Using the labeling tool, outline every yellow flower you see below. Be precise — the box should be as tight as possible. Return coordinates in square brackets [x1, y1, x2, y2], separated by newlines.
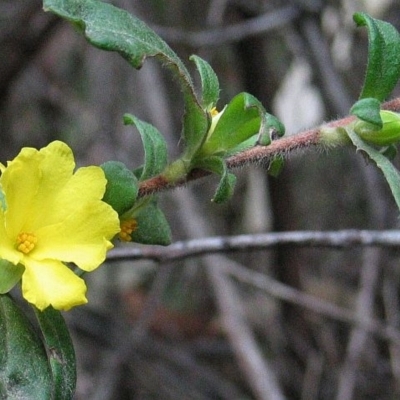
[0, 141, 120, 311]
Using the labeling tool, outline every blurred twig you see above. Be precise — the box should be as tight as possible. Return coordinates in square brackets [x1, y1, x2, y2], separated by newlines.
[108, 229, 400, 263]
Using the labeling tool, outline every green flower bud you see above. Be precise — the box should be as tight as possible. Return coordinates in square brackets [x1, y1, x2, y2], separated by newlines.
[354, 110, 400, 146]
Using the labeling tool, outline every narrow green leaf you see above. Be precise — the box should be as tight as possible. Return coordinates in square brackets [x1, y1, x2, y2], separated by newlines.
[124, 114, 168, 180]
[34, 307, 76, 400]
[195, 156, 236, 203]
[0, 260, 24, 294]
[43, 0, 193, 92]
[0, 295, 53, 399]
[101, 161, 138, 216]
[190, 55, 220, 109]
[350, 98, 382, 127]
[354, 12, 400, 101]
[44, 0, 208, 165]
[346, 128, 400, 210]
[130, 199, 171, 245]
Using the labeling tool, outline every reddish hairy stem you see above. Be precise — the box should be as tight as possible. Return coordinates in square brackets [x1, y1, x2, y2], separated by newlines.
[138, 97, 400, 198]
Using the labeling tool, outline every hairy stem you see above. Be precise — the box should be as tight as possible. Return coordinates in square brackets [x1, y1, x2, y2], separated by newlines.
[138, 97, 400, 198]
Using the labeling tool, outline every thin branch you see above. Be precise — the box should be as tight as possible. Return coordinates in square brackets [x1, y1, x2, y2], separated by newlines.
[107, 229, 400, 263]
[137, 97, 400, 198]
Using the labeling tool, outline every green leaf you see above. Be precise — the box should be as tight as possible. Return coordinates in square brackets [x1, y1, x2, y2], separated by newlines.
[195, 156, 236, 203]
[101, 161, 138, 215]
[34, 307, 76, 400]
[0, 295, 53, 399]
[0, 260, 24, 294]
[199, 92, 281, 156]
[350, 98, 382, 127]
[346, 127, 400, 209]
[190, 55, 220, 109]
[257, 113, 285, 146]
[130, 199, 171, 245]
[181, 100, 210, 162]
[124, 114, 168, 180]
[353, 12, 400, 101]
[43, 0, 193, 91]
[44, 0, 208, 166]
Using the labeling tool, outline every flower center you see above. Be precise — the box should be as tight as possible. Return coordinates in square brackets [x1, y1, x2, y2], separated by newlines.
[16, 232, 37, 254]
[119, 219, 138, 242]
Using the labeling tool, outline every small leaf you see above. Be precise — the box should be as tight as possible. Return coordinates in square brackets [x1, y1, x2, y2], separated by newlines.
[346, 127, 400, 210]
[124, 114, 168, 180]
[34, 307, 76, 400]
[350, 98, 382, 128]
[195, 156, 236, 203]
[101, 161, 138, 215]
[190, 55, 220, 109]
[130, 199, 171, 245]
[0, 295, 53, 399]
[353, 12, 400, 101]
[0, 260, 24, 294]
[257, 114, 286, 146]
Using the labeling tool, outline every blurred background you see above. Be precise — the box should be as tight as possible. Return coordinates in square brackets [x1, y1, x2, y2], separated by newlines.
[2, 0, 400, 399]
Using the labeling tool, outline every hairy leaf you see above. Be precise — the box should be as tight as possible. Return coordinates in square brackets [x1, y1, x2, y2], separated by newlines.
[101, 161, 138, 215]
[0, 295, 53, 399]
[44, 0, 208, 167]
[190, 55, 220, 109]
[34, 307, 76, 400]
[350, 98, 382, 128]
[124, 114, 168, 180]
[354, 12, 400, 101]
[130, 199, 171, 245]
[347, 128, 400, 210]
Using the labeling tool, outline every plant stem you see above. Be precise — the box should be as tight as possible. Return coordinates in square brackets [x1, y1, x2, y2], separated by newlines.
[137, 97, 400, 198]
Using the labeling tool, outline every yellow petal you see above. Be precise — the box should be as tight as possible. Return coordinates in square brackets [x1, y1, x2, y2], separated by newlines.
[1, 141, 76, 237]
[22, 258, 88, 311]
[34, 199, 119, 271]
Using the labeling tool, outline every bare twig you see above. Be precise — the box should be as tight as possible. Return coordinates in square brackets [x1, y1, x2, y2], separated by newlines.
[107, 229, 400, 263]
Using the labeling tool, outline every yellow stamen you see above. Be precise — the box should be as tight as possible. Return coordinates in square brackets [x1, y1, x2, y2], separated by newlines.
[16, 232, 37, 254]
[119, 219, 138, 242]
[210, 107, 219, 117]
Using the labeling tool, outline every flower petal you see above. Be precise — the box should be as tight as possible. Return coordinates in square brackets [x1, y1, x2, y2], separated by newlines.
[22, 258, 88, 311]
[33, 199, 119, 271]
[1, 141, 75, 237]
